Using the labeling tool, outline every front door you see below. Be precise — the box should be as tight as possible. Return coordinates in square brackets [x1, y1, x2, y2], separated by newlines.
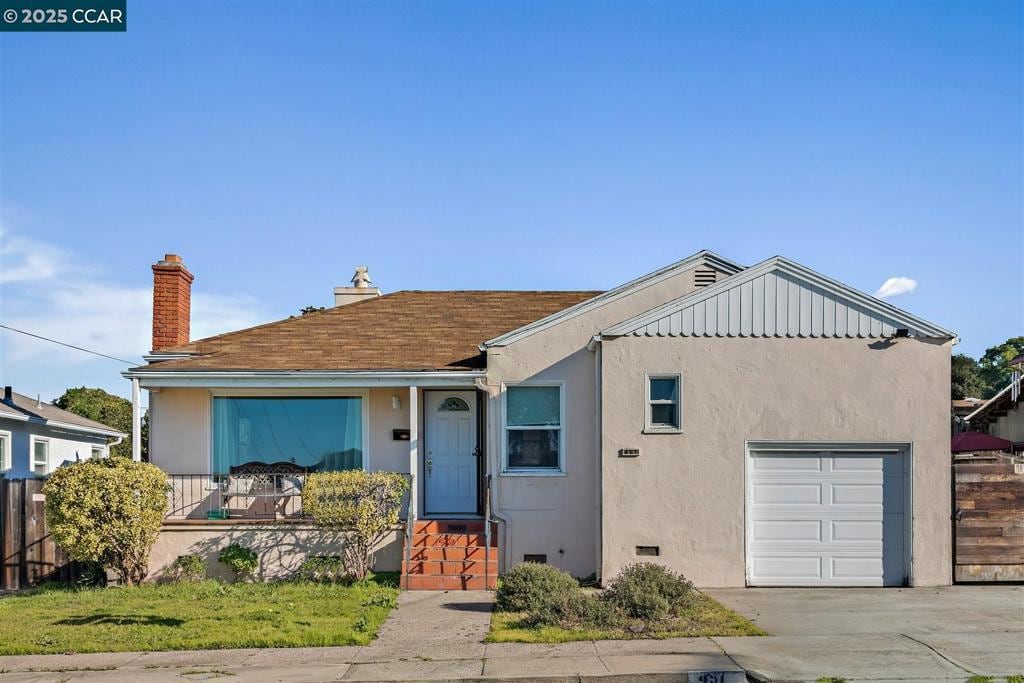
[424, 391, 478, 515]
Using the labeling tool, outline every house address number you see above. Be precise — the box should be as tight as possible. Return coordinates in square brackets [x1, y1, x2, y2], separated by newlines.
[688, 672, 744, 683]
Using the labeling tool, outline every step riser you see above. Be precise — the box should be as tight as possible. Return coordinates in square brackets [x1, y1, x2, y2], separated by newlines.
[400, 575, 497, 590]
[413, 521, 497, 534]
[402, 560, 495, 576]
[412, 533, 496, 548]
[410, 547, 497, 562]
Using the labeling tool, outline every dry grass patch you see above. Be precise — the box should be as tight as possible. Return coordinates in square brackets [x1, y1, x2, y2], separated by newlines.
[487, 591, 765, 643]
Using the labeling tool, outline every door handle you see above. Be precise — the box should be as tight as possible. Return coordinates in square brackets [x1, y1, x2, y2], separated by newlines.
[426, 458, 433, 476]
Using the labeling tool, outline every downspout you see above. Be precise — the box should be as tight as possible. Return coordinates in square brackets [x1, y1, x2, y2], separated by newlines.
[590, 335, 603, 583]
[475, 377, 511, 573]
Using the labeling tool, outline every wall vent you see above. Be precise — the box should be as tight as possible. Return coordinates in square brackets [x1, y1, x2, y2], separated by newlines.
[523, 554, 547, 563]
[635, 545, 660, 557]
[694, 268, 717, 287]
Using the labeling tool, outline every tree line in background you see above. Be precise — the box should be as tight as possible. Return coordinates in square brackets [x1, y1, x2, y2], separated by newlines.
[53, 387, 148, 460]
[951, 336, 1024, 400]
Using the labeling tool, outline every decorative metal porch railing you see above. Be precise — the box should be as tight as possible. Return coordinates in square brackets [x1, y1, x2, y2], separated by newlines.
[166, 473, 307, 521]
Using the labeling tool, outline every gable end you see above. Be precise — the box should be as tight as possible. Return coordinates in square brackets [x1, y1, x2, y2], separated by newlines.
[602, 257, 955, 340]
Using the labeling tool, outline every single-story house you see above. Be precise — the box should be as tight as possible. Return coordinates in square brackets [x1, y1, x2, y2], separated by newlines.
[128, 251, 955, 588]
[0, 387, 126, 478]
[966, 354, 1024, 450]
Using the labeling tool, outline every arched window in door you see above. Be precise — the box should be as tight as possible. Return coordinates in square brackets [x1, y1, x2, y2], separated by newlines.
[438, 397, 470, 412]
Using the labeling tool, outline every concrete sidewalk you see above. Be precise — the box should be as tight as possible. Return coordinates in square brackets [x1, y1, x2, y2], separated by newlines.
[0, 587, 1019, 682]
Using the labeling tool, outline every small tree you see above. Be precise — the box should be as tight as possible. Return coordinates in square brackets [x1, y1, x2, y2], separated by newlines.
[43, 459, 168, 586]
[303, 470, 409, 580]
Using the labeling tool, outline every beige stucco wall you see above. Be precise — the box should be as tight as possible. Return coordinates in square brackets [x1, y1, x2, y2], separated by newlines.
[990, 405, 1024, 443]
[485, 266, 715, 578]
[149, 388, 211, 473]
[149, 524, 403, 582]
[600, 335, 953, 587]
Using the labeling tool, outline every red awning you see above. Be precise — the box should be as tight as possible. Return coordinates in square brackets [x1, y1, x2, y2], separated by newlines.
[951, 431, 1013, 453]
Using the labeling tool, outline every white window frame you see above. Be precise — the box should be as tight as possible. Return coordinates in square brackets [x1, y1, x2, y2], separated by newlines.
[501, 381, 566, 476]
[91, 445, 105, 459]
[0, 430, 11, 472]
[31, 436, 50, 477]
[644, 372, 683, 434]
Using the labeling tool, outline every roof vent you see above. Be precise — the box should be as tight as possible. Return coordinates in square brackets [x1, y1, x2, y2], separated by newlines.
[351, 266, 373, 289]
[334, 266, 382, 307]
[694, 268, 717, 287]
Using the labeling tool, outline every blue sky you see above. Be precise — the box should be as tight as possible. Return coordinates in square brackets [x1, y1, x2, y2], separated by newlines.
[1, 0, 1021, 402]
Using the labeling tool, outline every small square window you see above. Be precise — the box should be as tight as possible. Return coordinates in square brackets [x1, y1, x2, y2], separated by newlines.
[91, 446, 104, 459]
[645, 374, 681, 432]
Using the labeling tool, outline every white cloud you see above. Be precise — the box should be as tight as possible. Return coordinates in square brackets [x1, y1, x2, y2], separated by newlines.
[0, 229, 69, 284]
[874, 276, 917, 299]
[1, 231, 272, 381]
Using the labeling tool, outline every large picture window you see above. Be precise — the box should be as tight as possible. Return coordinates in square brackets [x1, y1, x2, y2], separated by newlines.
[212, 396, 363, 474]
[504, 384, 563, 472]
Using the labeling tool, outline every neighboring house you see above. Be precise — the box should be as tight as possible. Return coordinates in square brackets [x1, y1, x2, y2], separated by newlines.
[129, 251, 955, 588]
[966, 354, 1024, 449]
[0, 386, 127, 478]
[952, 397, 985, 434]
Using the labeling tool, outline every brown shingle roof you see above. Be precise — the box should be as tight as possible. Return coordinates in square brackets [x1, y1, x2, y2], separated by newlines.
[139, 290, 600, 372]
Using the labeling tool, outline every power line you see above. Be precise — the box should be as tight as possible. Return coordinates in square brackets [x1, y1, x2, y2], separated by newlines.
[0, 324, 138, 365]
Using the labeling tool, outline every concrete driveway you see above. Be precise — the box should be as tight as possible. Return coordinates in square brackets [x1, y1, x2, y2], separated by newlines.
[708, 586, 1024, 682]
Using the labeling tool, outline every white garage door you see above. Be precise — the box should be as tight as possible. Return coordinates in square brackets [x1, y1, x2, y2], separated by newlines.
[747, 446, 908, 587]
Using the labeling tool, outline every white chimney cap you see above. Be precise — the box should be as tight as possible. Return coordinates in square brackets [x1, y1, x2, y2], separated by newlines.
[351, 266, 373, 289]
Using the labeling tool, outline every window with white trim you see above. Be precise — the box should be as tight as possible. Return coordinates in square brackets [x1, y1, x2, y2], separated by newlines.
[645, 374, 681, 432]
[32, 437, 49, 476]
[91, 446, 104, 459]
[0, 430, 10, 472]
[504, 384, 563, 472]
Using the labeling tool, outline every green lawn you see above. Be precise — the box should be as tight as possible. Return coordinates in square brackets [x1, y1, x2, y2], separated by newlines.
[487, 592, 765, 643]
[0, 575, 399, 655]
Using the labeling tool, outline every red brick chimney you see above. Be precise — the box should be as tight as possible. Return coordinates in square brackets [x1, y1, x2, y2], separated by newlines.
[152, 254, 194, 351]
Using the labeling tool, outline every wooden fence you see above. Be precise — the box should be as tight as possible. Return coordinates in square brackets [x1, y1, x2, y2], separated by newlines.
[1, 478, 86, 590]
[954, 455, 1024, 582]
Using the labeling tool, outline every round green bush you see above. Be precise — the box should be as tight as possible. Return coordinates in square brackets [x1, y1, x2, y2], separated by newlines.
[602, 562, 694, 621]
[523, 590, 623, 630]
[219, 543, 258, 581]
[495, 562, 581, 613]
[42, 458, 168, 586]
[168, 554, 205, 582]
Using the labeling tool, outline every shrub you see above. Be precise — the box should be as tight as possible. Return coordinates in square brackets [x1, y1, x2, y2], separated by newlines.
[298, 555, 349, 583]
[303, 470, 409, 580]
[219, 543, 258, 581]
[168, 555, 205, 582]
[43, 459, 168, 586]
[495, 562, 581, 613]
[602, 563, 694, 621]
[523, 590, 623, 630]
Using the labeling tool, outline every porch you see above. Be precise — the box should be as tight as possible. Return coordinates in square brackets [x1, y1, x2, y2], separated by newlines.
[132, 377, 499, 588]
